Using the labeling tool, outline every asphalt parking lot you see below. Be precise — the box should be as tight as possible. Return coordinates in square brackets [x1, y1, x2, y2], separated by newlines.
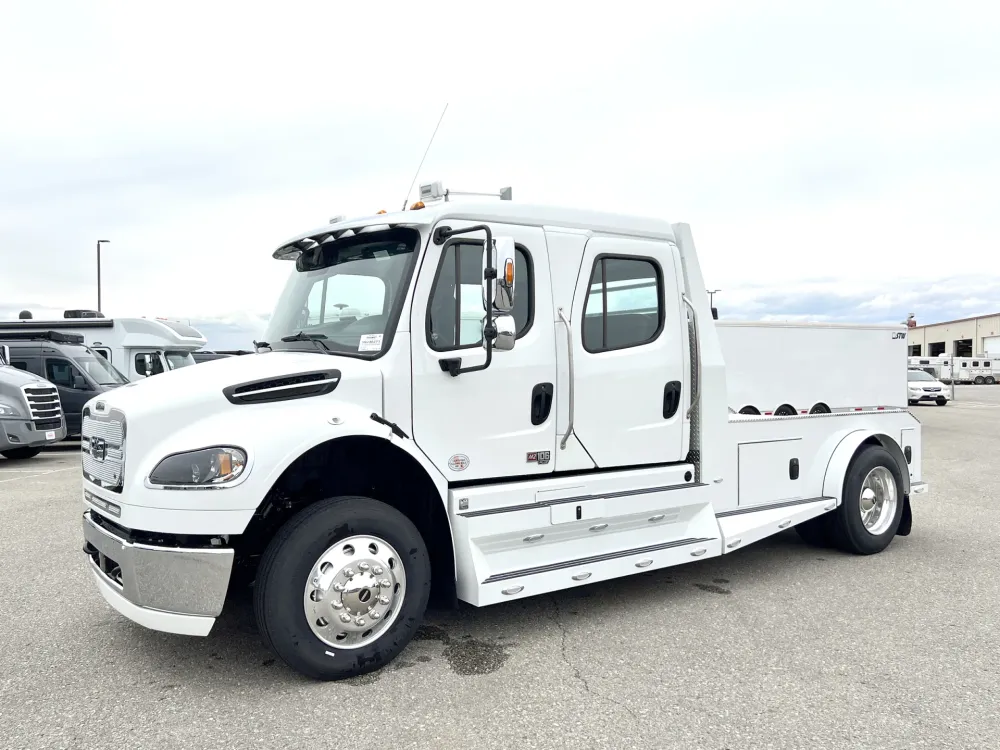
[2, 386, 998, 750]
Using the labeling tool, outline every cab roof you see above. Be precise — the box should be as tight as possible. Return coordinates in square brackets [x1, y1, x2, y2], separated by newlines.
[273, 201, 678, 259]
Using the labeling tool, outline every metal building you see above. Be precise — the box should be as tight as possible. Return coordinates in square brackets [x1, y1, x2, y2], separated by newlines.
[906, 312, 1000, 357]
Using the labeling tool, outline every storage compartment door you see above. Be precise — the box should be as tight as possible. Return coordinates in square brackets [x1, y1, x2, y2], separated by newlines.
[738, 438, 803, 508]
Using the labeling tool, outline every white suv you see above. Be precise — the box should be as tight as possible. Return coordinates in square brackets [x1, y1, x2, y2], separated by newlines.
[908, 368, 949, 406]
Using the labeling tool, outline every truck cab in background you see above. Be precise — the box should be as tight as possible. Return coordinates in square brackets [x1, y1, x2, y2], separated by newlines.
[0, 311, 207, 381]
[0, 343, 67, 458]
[78, 185, 929, 682]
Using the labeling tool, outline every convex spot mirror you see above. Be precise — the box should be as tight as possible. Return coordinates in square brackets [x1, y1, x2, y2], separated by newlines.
[485, 315, 516, 352]
[482, 236, 516, 315]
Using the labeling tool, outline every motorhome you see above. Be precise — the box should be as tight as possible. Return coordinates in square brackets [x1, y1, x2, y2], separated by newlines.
[79, 186, 928, 681]
[0, 331, 125, 437]
[0, 311, 207, 381]
[0, 343, 67, 458]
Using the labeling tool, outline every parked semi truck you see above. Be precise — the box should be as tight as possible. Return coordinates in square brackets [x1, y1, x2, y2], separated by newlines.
[79, 186, 928, 681]
[0, 344, 66, 459]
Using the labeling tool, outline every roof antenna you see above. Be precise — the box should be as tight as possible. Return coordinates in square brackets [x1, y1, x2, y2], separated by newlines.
[402, 103, 448, 211]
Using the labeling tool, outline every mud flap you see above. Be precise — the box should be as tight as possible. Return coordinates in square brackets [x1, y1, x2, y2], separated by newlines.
[896, 496, 912, 536]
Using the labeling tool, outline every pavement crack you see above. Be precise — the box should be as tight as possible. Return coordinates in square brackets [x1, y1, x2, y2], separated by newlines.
[548, 596, 640, 724]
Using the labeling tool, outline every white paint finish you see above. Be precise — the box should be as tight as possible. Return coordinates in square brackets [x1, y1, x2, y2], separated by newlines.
[550, 498, 605, 524]
[717, 321, 908, 413]
[91, 570, 215, 636]
[900, 427, 921, 485]
[569, 236, 688, 468]
[717, 498, 832, 553]
[984, 336, 1000, 355]
[409, 221, 558, 482]
[737, 438, 802, 507]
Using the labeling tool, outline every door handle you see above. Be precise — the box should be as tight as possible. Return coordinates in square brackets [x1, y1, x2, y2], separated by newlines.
[663, 381, 682, 419]
[531, 383, 554, 425]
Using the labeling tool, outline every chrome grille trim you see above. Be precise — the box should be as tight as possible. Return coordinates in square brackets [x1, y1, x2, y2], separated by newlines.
[81, 409, 126, 493]
[21, 384, 62, 424]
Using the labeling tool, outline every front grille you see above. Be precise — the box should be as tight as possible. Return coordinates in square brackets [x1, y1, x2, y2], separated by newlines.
[924, 387, 941, 392]
[81, 409, 126, 493]
[21, 385, 62, 426]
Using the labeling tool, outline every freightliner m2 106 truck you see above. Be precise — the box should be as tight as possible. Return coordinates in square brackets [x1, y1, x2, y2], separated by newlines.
[80, 186, 928, 680]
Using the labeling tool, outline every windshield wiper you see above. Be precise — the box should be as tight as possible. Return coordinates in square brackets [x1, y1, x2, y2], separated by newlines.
[280, 331, 332, 353]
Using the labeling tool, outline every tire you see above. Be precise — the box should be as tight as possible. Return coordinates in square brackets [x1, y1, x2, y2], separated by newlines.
[809, 402, 831, 414]
[974, 376, 985, 385]
[936, 398, 947, 406]
[795, 513, 833, 547]
[829, 445, 904, 555]
[773, 404, 796, 416]
[738, 406, 760, 415]
[0, 447, 42, 460]
[986, 376, 996, 385]
[254, 495, 431, 681]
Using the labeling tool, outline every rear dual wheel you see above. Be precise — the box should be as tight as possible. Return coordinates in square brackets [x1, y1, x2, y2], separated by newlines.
[254, 496, 431, 680]
[795, 444, 904, 555]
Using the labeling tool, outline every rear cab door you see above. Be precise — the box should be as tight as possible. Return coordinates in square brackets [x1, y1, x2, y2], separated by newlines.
[568, 236, 689, 468]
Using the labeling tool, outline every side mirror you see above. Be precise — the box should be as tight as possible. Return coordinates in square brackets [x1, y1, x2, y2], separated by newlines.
[482, 236, 516, 315]
[486, 315, 516, 352]
[0, 345, 8, 366]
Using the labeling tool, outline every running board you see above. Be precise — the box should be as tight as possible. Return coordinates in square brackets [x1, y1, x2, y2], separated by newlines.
[716, 496, 836, 552]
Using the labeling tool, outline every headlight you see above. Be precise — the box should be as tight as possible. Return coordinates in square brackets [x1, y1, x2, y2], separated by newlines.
[149, 446, 247, 487]
[0, 402, 22, 418]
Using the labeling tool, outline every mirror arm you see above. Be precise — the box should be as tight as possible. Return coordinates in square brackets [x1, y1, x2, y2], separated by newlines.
[433, 224, 497, 377]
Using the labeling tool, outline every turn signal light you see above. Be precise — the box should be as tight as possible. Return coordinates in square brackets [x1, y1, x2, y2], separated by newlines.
[376, 209, 387, 214]
[409, 201, 425, 210]
[504, 258, 514, 285]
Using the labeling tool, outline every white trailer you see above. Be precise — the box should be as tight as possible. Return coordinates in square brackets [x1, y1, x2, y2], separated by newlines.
[0, 313, 207, 381]
[908, 355, 998, 385]
[719, 321, 909, 415]
[78, 187, 929, 681]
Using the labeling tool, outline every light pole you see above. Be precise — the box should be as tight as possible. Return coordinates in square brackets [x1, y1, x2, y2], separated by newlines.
[96, 240, 110, 313]
[707, 289, 721, 308]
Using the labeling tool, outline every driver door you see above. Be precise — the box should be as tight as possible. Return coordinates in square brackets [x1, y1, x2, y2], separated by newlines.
[409, 222, 558, 482]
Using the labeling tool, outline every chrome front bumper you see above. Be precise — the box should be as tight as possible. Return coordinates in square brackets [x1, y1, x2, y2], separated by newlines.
[82, 510, 234, 633]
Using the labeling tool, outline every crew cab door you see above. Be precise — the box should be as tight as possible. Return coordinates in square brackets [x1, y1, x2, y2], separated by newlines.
[410, 222, 558, 481]
[568, 237, 688, 468]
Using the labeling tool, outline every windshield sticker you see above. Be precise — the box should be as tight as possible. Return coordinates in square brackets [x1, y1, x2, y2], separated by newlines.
[358, 333, 383, 352]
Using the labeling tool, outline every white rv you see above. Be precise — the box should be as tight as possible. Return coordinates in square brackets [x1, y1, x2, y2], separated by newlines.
[0, 312, 207, 381]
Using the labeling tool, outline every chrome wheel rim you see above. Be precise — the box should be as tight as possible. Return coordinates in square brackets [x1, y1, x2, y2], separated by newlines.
[303, 535, 406, 650]
[859, 466, 898, 536]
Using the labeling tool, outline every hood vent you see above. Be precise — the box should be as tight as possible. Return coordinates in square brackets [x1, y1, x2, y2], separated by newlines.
[223, 369, 341, 405]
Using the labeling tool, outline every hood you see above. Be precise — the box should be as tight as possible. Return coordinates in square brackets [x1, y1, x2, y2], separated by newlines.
[91, 351, 384, 420]
[0, 366, 52, 389]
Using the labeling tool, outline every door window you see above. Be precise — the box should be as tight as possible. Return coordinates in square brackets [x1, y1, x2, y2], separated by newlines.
[582, 256, 663, 352]
[45, 358, 89, 390]
[11, 361, 28, 371]
[135, 352, 165, 377]
[427, 241, 533, 351]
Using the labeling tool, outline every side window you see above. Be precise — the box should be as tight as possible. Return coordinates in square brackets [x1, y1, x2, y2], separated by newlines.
[94, 348, 111, 362]
[582, 256, 663, 353]
[46, 358, 86, 389]
[985, 361, 992, 368]
[135, 353, 164, 377]
[427, 241, 533, 351]
[11, 361, 28, 371]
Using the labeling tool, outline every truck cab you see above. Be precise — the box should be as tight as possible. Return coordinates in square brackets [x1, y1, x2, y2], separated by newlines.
[0, 343, 67, 459]
[79, 186, 928, 682]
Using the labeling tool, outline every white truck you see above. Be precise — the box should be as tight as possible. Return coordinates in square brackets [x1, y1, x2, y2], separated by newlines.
[79, 188, 928, 681]
[0, 312, 207, 381]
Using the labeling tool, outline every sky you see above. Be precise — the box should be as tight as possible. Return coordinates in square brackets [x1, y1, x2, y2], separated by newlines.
[1, 0, 998, 350]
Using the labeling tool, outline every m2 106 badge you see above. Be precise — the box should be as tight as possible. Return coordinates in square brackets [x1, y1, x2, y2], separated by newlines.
[526, 451, 551, 465]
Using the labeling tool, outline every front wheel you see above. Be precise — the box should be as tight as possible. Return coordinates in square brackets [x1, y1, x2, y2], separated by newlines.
[0, 447, 42, 460]
[830, 445, 905, 555]
[254, 496, 431, 680]
[936, 398, 948, 406]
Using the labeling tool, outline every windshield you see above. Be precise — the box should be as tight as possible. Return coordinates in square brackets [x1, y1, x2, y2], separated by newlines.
[263, 228, 419, 357]
[77, 351, 129, 385]
[907, 370, 936, 382]
[165, 351, 196, 370]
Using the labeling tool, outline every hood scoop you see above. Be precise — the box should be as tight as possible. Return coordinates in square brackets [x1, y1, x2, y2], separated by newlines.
[223, 369, 341, 405]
